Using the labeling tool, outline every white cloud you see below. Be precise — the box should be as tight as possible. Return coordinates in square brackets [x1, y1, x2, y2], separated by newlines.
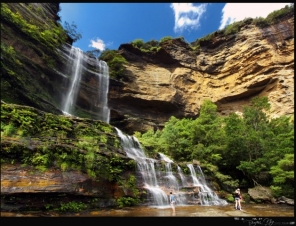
[88, 38, 107, 51]
[170, 3, 207, 33]
[219, 3, 290, 30]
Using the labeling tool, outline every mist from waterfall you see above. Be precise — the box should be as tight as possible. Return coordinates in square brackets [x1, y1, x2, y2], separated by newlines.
[59, 44, 110, 123]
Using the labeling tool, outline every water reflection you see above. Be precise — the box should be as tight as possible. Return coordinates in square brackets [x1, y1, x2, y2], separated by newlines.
[1, 204, 294, 217]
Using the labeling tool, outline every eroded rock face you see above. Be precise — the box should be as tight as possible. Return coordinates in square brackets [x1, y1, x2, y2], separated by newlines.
[108, 17, 294, 134]
[2, 3, 294, 135]
[1, 164, 110, 195]
[0, 163, 126, 211]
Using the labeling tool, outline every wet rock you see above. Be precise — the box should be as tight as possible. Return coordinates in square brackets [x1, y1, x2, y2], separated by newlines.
[276, 196, 294, 206]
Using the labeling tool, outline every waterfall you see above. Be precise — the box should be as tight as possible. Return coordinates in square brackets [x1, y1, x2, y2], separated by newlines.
[115, 128, 169, 206]
[62, 46, 84, 116]
[59, 44, 110, 123]
[187, 164, 228, 206]
[58, 43, 227, 208]
[95, 59, 110, 124]
[115, 128, 227, 207]
[187, 163, 203, 187]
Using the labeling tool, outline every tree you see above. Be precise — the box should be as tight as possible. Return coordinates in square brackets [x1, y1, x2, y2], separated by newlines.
[270, 154, 294, 198]
[219, 112, 246, 171]
[63, 21, 82, 43]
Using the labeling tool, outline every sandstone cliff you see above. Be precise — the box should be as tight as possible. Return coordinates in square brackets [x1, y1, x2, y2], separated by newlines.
[1, 3, 294, 212]
[1, 3, 294, 135]
[108, 16, 294, 134]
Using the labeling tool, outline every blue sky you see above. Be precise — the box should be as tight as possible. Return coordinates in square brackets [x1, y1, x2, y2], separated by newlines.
[58, 3, 291, 53]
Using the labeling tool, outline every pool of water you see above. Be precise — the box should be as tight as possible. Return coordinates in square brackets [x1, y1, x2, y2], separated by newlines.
[1, 203, 294, 218]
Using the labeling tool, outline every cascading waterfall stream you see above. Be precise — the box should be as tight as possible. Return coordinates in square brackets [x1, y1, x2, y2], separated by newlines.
[59, 44, 227, 208]
[115, 128, 169, 206]
[115, 128, 227, 207]
[95, 59, 110, 124]
[177, 166, 188, 187]
[59, 44, 110, 123]
[62, 46, 84, 115]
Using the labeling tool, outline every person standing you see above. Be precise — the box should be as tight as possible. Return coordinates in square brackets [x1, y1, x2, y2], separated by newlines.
[234, 188, 242, 210]
[169, 191, 176, 213]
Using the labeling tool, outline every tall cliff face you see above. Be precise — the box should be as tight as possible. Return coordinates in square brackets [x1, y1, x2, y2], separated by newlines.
[108, 16, 294, 134]
[1, 3, 68, 115]
[1, 3, 294, 136]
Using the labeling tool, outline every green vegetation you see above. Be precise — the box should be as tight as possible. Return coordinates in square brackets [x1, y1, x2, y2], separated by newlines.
[253, 4, 294, 28]
[0, 102, 133, 181]
[131, 38, 145, 49]
[1, 3, 74, 110]
[1, 3, 294, 211]
[116, 175, 141, 208]
[129, 36, 176, 53]
[135, 97, 294, 198]
[130, 38, 161, 53]
[102, 4, 294, 73]
[98, 49, 128, 80]
[1, 44, 22, 68]
[160, 36, 173, 43]
[56, 201, 87, 212]
[129, 4, 294, 55]
[1, 3, 68, 50]
[116, 197, 140, 208]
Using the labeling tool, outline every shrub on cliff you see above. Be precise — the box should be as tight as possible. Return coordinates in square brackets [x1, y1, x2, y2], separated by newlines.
[98, 49, 128, 80]
[131, 38, 160, 52]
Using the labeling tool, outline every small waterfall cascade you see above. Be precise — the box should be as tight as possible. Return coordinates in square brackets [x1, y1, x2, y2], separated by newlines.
[115, 128, 227, 207]
[115, 127, 168, 206]
[59, 44, 110, 123]
[187, 164, 228, 206]
[177, 166, 188, 187]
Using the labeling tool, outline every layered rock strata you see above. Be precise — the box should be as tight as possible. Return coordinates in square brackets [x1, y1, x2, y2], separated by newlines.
[108, 17, 294, 134]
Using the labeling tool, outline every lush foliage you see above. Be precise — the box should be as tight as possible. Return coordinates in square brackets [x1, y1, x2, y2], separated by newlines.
[129, 36, 188, 53]
[131, 38, 161, 53]
[98, 49, 128, 80]
[116, 174, 141, 208]
[0, 102, 134, 182]
[57, 201, 87, 212]
[130, 36, 178, 53]
[1, 3, 68, 50]
[135, 97, 294, 198]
